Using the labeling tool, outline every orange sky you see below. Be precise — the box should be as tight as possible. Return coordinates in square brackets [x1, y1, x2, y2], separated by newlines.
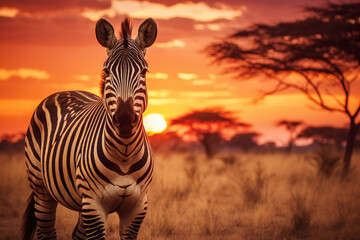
[0, 0, 358, 145]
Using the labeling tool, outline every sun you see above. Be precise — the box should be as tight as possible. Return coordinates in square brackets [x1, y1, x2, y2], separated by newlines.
[143, 113, 167, 135]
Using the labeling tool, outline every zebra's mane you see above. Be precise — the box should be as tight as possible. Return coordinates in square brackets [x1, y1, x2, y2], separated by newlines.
[120, 18, 132, 48]
[100, 69, 107, 98]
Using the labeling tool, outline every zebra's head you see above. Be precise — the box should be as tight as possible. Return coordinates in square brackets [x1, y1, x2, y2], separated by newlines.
[95, 18, 157, 138]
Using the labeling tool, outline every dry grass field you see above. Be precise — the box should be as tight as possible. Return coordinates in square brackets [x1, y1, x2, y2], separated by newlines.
[1, 150, 360, 239]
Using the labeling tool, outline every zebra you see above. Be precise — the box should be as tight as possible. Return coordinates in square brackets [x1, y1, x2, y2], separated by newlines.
[22, 17, 157, 240]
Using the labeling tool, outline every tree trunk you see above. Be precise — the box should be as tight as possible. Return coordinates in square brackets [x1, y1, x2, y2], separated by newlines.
[200, 137, 214, 159]
[343, 118, 358, 176]
[287, 139, 293, 153]
[203, 142, 213, 158]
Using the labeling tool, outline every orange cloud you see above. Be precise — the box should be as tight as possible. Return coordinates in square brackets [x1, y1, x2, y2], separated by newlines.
[148, 90, 169, 97]
[0, 68, 50, 80]
[194, 23, 222, 31]
[149, 98, 177, 105]
[82, 1, 244, 22]
[191, 80, 213, 85]
[178, 73, 197, 80]
[75, 75, 90, 81]
[1, 0, 110, 16]
[180, 91, 231, 98]
[0, 7, 18, 18]
[154, 40, 185, 48]
[147, 72, 169, 79]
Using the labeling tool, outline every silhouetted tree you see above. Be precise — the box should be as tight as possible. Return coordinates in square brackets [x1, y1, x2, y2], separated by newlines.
[0, 133, 25, 153]
[148, 131, 184, 152]
[298, 126, 348, 149]
[276, 120, 304, 152]
[206, 2, 360, 175]
[170, 108, 250, 158]
[228, 132, 259, 152]
[260, 141, 277, 152]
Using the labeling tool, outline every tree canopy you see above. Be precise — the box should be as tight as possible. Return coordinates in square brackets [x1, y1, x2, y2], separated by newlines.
[207, 2, 359, 115]
[276, 120, 304, 152]
[298, 126, 348, 147]
[206, 2, 360, 174]
[170, 108, 250, 157]
[228, 132, 260, 152]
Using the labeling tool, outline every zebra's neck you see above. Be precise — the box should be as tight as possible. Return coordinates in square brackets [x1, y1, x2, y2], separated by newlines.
[103, 113, 146, 161]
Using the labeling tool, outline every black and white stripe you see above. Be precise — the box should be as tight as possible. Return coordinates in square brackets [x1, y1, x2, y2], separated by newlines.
[22, 18, 157, 240]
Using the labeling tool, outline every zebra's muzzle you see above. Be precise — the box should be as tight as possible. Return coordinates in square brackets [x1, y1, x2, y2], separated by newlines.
[113, 97, 138, 138]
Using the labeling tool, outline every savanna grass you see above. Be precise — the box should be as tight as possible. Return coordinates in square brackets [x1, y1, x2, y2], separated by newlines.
[0, 151, 360, 239]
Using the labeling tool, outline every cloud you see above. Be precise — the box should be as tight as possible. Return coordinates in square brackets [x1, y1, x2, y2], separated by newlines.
[126, 1, 243, 21]
[130, 0, 317, 9]
[148, 90, 169, 97]
[189, 74, 216, 85]
[82, 1, 244, 22]
[0, 0, 110, 16]
[0, 14, 96, 46]
[191, 80, 213, 85]
[75, 75, 90, 81]
[178, 73, 197, 80]
[194, 23, 222, 31]
[130, 0, 246, 9]
[208, 74, 217, 80]
[81, 8, 116, 22]
[180, 91, 231, 98]
[0, 7, 19, 18]
[147, 72, 169, 79]
[0, 4, 235, 48]
[149, 98, 177, 105]
[0, 68, 50, 80]
[154, 39, 185, 48]
[131, 0, 329, 26]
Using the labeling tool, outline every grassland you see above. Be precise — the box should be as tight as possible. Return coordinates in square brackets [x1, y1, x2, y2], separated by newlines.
[0, 150, 360, 239]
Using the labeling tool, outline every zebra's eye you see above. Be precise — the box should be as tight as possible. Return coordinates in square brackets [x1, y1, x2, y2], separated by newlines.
[140, 69, 148, 78]
[103, 68, 110, 77]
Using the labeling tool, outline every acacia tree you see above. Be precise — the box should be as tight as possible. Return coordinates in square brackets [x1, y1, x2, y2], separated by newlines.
[206, 2, 360, 175]
[298, 126, 348, 149]
[170, 108, 250, 158]
[276, 120, 304, 152]
[228, 132, 260, 152]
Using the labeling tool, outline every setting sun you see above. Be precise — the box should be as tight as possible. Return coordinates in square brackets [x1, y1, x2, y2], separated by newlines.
[143, 113, 167, 134]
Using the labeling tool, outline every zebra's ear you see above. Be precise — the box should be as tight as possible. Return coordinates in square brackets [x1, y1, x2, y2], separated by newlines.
[135, 18, 157, 50]
[95, 18, 117, 49]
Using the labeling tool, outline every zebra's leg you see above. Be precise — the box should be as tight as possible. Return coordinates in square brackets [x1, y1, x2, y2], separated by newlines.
[33, 191, 58, 239]
[72, 212, 86, 240]
[81, 196, 107, 240]
[118, 196, 148, 240]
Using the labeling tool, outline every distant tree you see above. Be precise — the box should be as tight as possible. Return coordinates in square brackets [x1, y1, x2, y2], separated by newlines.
[228, 132, 260, 152]
[0, 133, 25, 153]
[206, 2, 360, 175]
[276, 120, 304, 152]
[260, 141, 277, 152]
[298, 126, 348, 149]
[148, 131, 184, 152]
[170, 108, 250, 158]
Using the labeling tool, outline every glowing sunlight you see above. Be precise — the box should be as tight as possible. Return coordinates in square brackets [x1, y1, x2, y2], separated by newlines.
[143, 113, 167, 135]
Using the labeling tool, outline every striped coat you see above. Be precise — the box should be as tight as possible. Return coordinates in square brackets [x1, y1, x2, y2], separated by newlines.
[22, 18, 157, 240]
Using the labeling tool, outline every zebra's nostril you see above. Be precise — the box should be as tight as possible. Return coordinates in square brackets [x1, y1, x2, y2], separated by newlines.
[114, 111, 134, 126]
[113, 97, 138, 137]
[131, 114, 139, 126]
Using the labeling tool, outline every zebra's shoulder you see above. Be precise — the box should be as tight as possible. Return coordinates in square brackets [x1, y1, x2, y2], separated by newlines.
[39, 91, 99, 105]
[34, 90, 101, 114]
